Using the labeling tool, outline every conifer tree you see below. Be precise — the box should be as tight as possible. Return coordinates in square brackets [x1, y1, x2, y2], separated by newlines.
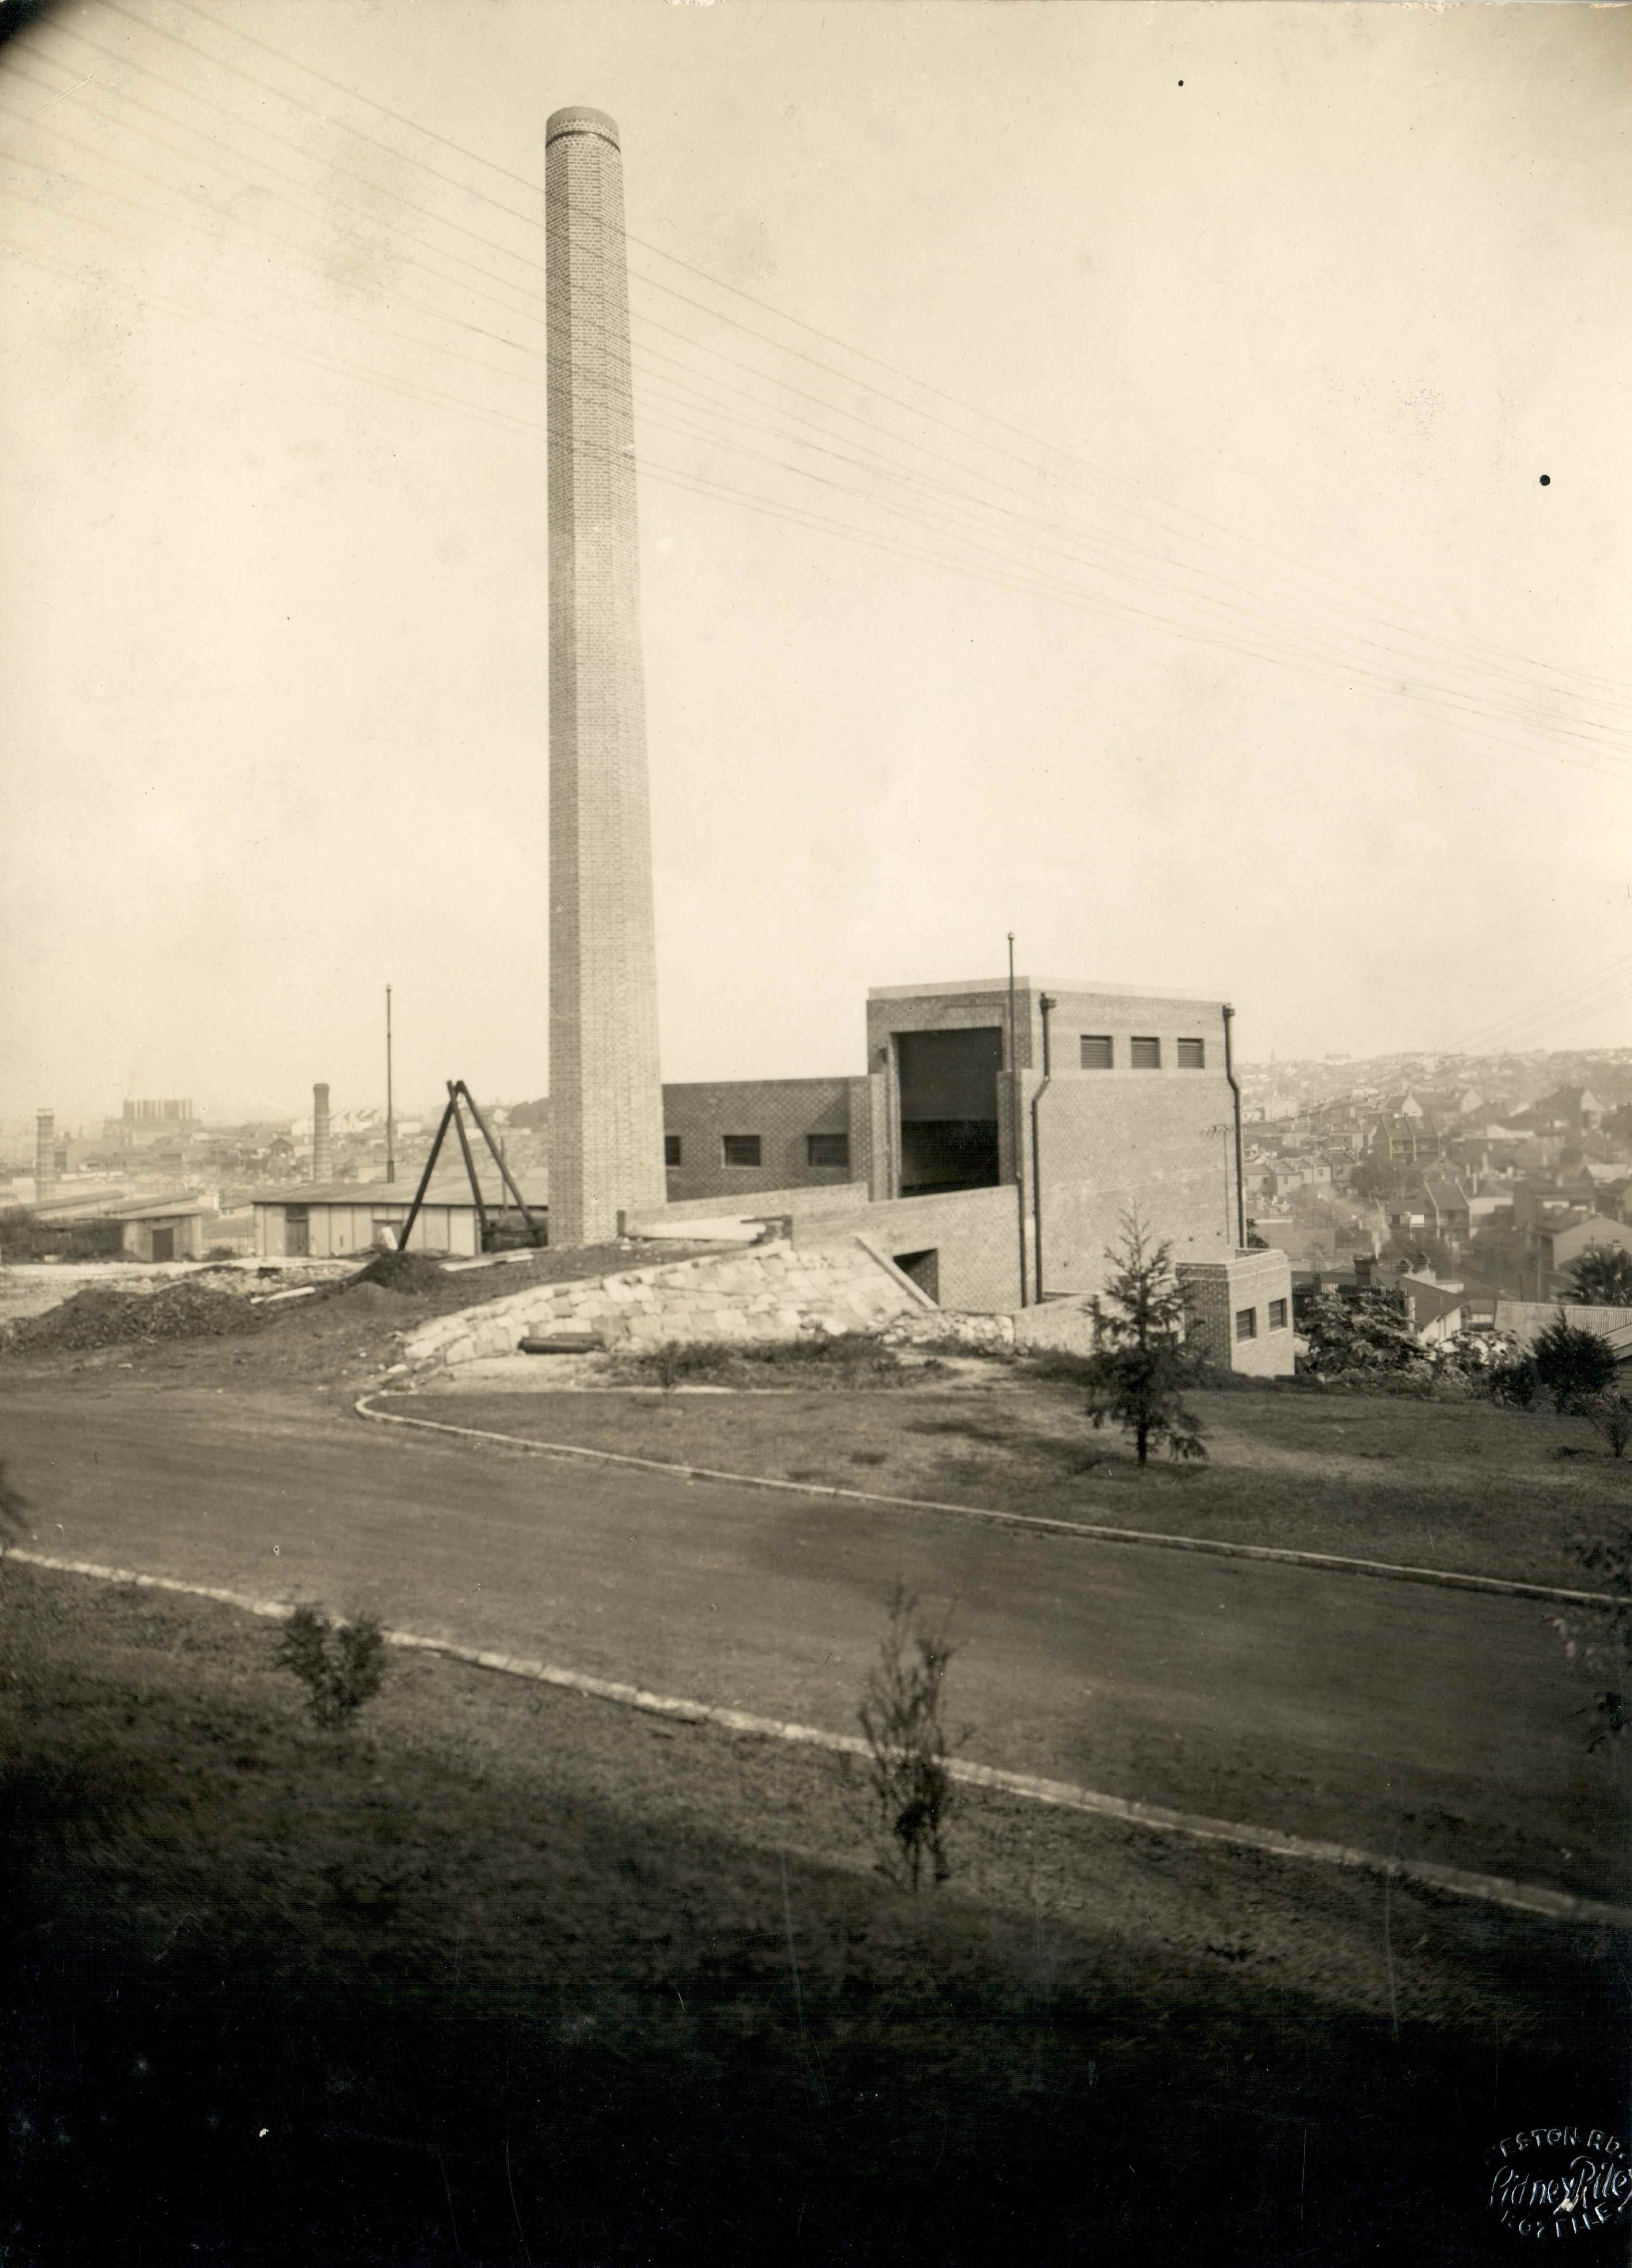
[1082, 1213, 1208, 1467]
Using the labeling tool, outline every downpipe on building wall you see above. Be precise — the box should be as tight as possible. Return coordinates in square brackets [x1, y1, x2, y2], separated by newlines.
[1008, 934, 1028, 1306]
[1031, 993, 1057, 1303]
[1222, 1005, 1246, 1249]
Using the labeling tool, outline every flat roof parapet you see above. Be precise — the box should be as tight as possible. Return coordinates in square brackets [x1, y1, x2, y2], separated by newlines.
[868, 976, 1228, 1005]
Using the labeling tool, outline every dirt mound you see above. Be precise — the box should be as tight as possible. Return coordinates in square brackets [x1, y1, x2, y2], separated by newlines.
[352, 1250, 447, 1295]
[334, 1280, 395, 1311]
[1, 1281, 268, 1356]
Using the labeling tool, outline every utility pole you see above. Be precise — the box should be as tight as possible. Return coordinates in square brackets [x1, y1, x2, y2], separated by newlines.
[385, 985, 396, 1185]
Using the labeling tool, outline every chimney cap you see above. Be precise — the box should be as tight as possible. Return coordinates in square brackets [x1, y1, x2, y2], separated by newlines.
[547, 106, 619, 150]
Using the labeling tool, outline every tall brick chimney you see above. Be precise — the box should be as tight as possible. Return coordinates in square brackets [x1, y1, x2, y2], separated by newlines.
[311, 1083, 332, 1184]
[34, 1109, 57, 1202]
[546, 106, 666, 1247]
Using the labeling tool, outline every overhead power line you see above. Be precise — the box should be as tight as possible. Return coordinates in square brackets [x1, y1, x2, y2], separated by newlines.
[11, 2, 1632, 799]
[7, 166, 1632, 800]
[92, 0, 1632, 717]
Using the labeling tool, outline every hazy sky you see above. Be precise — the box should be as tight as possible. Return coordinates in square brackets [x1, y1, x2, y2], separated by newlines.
[3, 0, 1630, 1124]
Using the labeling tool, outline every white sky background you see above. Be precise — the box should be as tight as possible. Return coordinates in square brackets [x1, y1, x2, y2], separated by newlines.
[2, 0, 1630, 1124]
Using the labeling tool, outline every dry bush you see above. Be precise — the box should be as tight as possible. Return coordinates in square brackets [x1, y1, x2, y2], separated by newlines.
[274, 1604, 388, 1732]
[857, 1583, 966, 1893]
[1585, 1392, 1632, 1461]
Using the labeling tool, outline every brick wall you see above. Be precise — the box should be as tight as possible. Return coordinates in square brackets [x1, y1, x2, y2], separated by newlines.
[864, 985, 1239, 1291]
[661, 1078, 871, 1203]
[1177, 1249, 1295, 1376]
[546, 109, 667, 1246]
[1025, 1066, 1237, 1301]
[629, 1181, 870, 1227]
[401, 1238, 922, 1372]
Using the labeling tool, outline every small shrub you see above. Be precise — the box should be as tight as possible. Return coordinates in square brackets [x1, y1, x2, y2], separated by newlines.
[1295, 1288, 1419, 1378]
[1585, 1392, 1632, 1461]
[1533, 1312, 1618, 1415]
[618, 1339, 731, 1390]
[1552, 1526, 1632, 1752]
[1490, 1355, 1541, 1411]
[274, 1603, 388, 1732]
[614, 1333, 914, 1391]
[857, 1584, 964, 1893]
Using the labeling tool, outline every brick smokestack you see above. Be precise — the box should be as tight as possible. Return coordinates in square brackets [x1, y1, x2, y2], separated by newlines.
[546, 106, 666, 1247]
[311, 1083, 332, 1184]
[35, 1109, 57, 1202]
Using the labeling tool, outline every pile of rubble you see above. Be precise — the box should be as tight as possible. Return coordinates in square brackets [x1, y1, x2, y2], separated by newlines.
[0, 1279, 270, 1356]
[879, 1310, 1017, 1355]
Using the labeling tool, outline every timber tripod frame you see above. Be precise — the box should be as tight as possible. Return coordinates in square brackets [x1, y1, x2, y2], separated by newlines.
[394, 1081, 546, 1254]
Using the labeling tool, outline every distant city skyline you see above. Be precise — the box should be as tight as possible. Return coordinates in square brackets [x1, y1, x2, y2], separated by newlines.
[14, 1036, 1632, 1154]
[4, 2, 1628, 1123]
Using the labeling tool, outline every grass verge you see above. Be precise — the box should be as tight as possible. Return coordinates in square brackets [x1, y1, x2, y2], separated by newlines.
[0, 1559, 1621, 2265]
[393, 1376, 1632, 1593]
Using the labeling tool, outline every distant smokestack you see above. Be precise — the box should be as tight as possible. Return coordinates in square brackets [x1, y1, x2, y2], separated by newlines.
[312, 1083, 332, 1184]
[35, 1109, 57, 1201]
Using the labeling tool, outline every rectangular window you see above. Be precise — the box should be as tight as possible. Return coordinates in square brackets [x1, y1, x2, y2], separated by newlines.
[1267, 1298, 1288, 1330]
[1234, 1307, 1258, 1341]
[1131, 1037, 1162, 1069]
[663, 1135, 682, 1167]
[722, 1134, 761, 1167]
[806, 1132, 849, 1169]
[1080, 1034, 1114, 1069]
[1177, 1038, 1206, 1069]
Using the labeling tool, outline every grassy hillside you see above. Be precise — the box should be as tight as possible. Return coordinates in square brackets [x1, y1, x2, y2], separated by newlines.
[1, 1560, 1620, 2266]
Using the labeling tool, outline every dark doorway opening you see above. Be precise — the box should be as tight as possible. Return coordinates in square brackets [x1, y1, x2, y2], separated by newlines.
[897, 1028, 1003, 1195]
[150, 1227, 174, 1263]
[285, 1207, 310, 1258]
[894, 1248, 940, 1303]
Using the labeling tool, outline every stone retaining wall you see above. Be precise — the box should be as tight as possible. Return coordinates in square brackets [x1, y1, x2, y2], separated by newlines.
[402, 1238, 922, 1373]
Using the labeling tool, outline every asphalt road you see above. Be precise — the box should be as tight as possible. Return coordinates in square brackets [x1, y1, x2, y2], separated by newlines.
[1, 1380, 1620, 1900]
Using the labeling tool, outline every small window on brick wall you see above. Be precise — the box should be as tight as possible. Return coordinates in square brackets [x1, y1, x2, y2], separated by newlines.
[722, 1134, 761, 1167]
[1080, 1035, 1113, 1069]
[1177, 1038, 1205, 1069]
[1267, 1297, 1288, 1330]
[806, 1132, 849, 1169]
[1234, 1307, 1257, 1341]
[664, 1135, 681, 1167]
[1131, 1037, 1161, 1069]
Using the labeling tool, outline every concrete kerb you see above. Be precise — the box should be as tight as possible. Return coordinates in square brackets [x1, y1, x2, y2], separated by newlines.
[352, 1393, 1626, 1613]
[7, 1544, 1628, 1935]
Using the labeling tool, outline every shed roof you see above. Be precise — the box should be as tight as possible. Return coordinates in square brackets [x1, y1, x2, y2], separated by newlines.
[251, 1173, 548, 1211]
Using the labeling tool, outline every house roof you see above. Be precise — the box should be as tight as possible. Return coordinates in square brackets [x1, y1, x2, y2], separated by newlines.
[108, 1197, 211, 1222]
[251, 1172, 549, 1210]
[30, 1185, 208, 1222]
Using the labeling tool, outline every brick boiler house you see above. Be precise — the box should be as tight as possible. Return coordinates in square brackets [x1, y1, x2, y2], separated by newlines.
[643, 974, 1294, 1376]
